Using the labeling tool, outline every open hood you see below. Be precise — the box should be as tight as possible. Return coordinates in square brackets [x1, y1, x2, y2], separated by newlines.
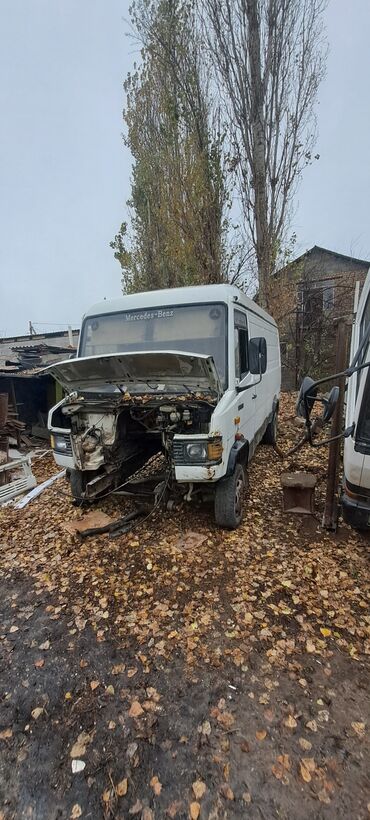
[42, 350, 222, 396]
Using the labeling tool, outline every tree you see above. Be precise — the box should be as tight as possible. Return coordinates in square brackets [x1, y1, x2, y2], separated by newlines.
[202, 0, 327, 309]
[111, 0, 230, 293]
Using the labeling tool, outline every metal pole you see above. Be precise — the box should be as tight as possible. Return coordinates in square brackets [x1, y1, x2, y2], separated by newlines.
[323, 317, 349, 530]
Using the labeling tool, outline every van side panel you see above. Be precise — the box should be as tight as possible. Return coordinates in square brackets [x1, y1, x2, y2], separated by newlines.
[247, 313, 281, 441]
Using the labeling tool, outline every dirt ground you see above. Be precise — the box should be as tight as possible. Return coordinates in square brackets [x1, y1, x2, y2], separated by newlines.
[0, 394, 369, 820]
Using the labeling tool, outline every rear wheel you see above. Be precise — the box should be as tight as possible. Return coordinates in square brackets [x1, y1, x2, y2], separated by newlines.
[214, 462, 246, 529]
[262, 406, 278, 445]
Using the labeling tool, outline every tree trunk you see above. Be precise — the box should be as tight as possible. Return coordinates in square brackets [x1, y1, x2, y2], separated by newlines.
[246, 0, 270, 309]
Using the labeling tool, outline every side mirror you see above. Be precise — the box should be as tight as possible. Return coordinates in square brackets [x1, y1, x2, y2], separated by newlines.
[296, 376, 318, 418]
[249, 337, 267, 375]
[322, 386, 339, 423]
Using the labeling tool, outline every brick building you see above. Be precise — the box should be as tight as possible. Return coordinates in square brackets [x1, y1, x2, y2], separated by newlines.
[268, 246, 370, 389]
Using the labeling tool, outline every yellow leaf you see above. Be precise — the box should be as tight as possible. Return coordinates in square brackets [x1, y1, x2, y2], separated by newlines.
[284, 715, 297, 729]
[299, 758, 315, 783]
[129, 700, 144, 718]
[150, 775, 162, 796]
[320, 628, 331, 637]
[116, 778, 128, 797]
[192, 780, 206, 799]
[351, 721, 365, 736]
[190, 802, 200, 820]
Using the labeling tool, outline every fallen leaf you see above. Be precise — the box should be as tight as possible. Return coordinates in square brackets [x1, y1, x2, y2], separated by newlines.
[299, 737, 312, 751]
[129, 799, 142, 815]
[284, 714, 297, 729]
[112, 664, 125, 675]
[31, 707, 44, 720]
[39, 640, 50, 650]
[102, 789, 112, 803]
[0, 728, 12, 740]
[70, 731, 91, 758]
[306, 720, 318, 732]
[90, 680, 99, 691]
[116, 778, 128, 796]
[70, 805, 82, 819]
[34, 658, 45, 669]
[105, 685, 115, 695]
[299, 757, 316, 783]
[306, 639, 316, 654]
[220, 783, 234, 800]
[189, 802, 200, 819]
[75, 616, 87, 632]
[351, 721, 365, 737]
[192, 780, 206, 799]
[141, 809, 154, 820]
[317, 788, 331, 804]
[129, 700, 144, 718]
[242, 791, 251, 804]
[127, 668, 137, 678]
[108, 720, 116, 730]
[320, 628, 331, 637]
[150, 775, 162, 795]
[256, 729, 267, 740]
[272, 754, 291, 783]
[9, 625, 19, 633]
[166, 800, 183, 817]
[65, 692, 72, 700]
[216, 710, 235, 729]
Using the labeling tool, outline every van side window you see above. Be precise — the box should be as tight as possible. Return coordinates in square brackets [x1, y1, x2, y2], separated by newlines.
[234, 310, 248, 380]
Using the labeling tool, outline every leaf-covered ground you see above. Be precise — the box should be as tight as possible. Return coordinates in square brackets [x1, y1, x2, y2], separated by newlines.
[0, 393, 369, 819]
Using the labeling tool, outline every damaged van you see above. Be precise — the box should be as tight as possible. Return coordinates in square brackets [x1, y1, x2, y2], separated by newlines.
[46, 285, 280, 528]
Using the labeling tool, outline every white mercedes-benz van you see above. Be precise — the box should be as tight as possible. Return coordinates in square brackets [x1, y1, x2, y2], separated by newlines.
[46, 284, 280, 528]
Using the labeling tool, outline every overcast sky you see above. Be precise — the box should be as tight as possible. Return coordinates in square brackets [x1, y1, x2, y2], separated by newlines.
[0, 0, 369, 337]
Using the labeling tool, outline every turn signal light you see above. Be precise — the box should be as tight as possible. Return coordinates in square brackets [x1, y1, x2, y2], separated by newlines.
[207, 438, 223, 461]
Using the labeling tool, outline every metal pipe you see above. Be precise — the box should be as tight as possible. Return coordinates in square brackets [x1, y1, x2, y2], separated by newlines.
[323, 318, 349, 530]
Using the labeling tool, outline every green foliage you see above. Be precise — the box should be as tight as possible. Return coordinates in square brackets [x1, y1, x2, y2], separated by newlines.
[111, 0, 230, 293]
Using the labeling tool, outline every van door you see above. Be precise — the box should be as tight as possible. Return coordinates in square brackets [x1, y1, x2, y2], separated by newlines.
[233, 308, 257, 456]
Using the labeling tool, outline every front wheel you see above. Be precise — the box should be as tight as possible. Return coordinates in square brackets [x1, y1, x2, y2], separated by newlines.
[214, 463, 246, 529]
[262, 406, 278, 445]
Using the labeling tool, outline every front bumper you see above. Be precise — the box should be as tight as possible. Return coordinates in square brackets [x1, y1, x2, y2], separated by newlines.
[342, 493, 370, 530]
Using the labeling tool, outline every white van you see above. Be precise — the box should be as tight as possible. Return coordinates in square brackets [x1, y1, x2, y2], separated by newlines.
[342, 271, 370, 528]
[46, 284, 281, 528]
[298, 269, 370, 530]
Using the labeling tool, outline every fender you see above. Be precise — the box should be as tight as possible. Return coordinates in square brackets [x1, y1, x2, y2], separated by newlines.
[225, 439, 249, 476]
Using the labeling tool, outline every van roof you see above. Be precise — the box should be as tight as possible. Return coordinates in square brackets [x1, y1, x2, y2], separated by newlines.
[83, 284, 276, 327]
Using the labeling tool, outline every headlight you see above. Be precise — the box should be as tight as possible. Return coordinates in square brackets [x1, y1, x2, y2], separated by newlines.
[52, 434, 69, 452]
[186, 442, 208, 461]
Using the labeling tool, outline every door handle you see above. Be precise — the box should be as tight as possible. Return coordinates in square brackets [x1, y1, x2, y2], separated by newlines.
[252, 393, 257, 399]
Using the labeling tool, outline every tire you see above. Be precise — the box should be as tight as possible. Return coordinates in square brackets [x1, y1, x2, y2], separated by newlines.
[69, 469, 87, 501]
[214, 462, 246, 529]
[262, 406, 278, 445]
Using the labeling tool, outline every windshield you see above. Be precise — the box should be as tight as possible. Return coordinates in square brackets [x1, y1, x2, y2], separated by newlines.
[79, 303, 227, 389]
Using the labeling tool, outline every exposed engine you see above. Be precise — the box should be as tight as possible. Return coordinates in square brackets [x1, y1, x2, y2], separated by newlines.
[50, 393, 216, 499]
